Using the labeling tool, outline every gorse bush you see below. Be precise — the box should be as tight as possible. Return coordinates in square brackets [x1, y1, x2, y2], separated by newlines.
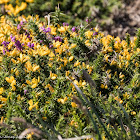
[0, 11, 140, 139]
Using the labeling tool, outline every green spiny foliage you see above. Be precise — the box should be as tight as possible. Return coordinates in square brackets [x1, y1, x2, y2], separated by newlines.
[135, 28, 140, 49]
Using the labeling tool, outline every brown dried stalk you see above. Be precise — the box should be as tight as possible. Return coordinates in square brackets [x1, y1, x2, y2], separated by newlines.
[12, 117, 33, 128]
[72, 95, 87, 114]
[82, 70, 96, 88]
[0, 122, 11, 130]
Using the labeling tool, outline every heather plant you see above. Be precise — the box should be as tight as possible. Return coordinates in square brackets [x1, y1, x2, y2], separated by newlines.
[0, 11, 139, 140]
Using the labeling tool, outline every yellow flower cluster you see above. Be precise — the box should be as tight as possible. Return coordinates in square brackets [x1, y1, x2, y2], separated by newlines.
[0, 0, 10, 4]
[5, 2, 27, 16]
[2, 0, 34, 16]
[5, 76, 16, 91]
[101, 35, 139, 69]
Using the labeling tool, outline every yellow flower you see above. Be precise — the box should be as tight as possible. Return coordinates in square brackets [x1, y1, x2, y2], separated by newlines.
[19, 2, 27, 11]
[57, 97, 68, 104]
[0, 87, 4, 94]
[11, 58, 18, 64]
[85, 30, 93, 39]
[11, 85, 16, 91]
[5, 77, 12, 83]
[135, 62, 138, 67]
[102, 136, 106, 140]
[110, 60, 116, 65]
[71, 102, 77, 108]
[126, 54, 131, 60]
[51, 26, 57, 35]
[32, 65, 40, 72]
[82, 62, 86, 68]
[50, 71, 57, 80]
[123, 92, 129, 99]
[28, 99, 38, 111]
[31, 78, 38, 88]
[74, 60, 80, 67]
[42, 117, 47, 120]
[131, 111, 136, 116]
[25, 61, 33, 72]
[104, 54, 109, 62]
[0, 104, 3, 108]
[15, 70, 19, 76]
[81, 81, 86, 86]
[100, 84, 104, 89]
[27, 132, 34, 139]
[0, 0, 10, 4]
[26, 0, 34, 2]
[0, 56, 2, 62]
[58, 26, 66, 33]
[17, 94, 21, 101]
[69, 56, 74, 62]
[61, 57, 68, 66]
[85, 40, 91, 46]
[65, 71, 70, 77]
[70, 44, 77, 49]
[0, 116, 4, 123]
[49, 51, 55, 57]
[5, 76, 16, 87]
[94, 26, 99, 32]
[74, 80, 79, 86]
[0, 97, 7, 102]
[45, 84, 54, 93]
[119, 73, 125, 79]
[114, 96, 123, 104]
[26, 80, 31, 85]
[69, 120, 75, 126]
[104, 85, 108, 89]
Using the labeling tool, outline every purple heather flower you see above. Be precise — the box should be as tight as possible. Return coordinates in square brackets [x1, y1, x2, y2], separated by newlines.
[24, 90, 28, 94]
[40, 26, 51, 33]
[72, 26, 76, 32]
[25, 31, 32, 40]
[2, 41, 9, 47]
[27, 42, 31, 47]
[40, 26, 45, 32]
[20, 21, 24, 25]
[6, 48, 9, 52]
[2, 41, 9, 54]
[3, 49, 6, 55]
[49, 44, 53, 48]
[10, 35, 16, 42]
[40, 40, 43, 43]
[17, 24, 21, 30]
[10, 34, 13, 39]
[63, 22, 69, 26]
[15, 40, 23, 51]
[27, 42, 34, 49]
[46, 27, 51, 33]
[93, 32, 98, 36]
[31, 43, 34, 48]
[86, 17, 91, 23]
[20, 20, 26, 25]
[54, 36, 62, 42]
